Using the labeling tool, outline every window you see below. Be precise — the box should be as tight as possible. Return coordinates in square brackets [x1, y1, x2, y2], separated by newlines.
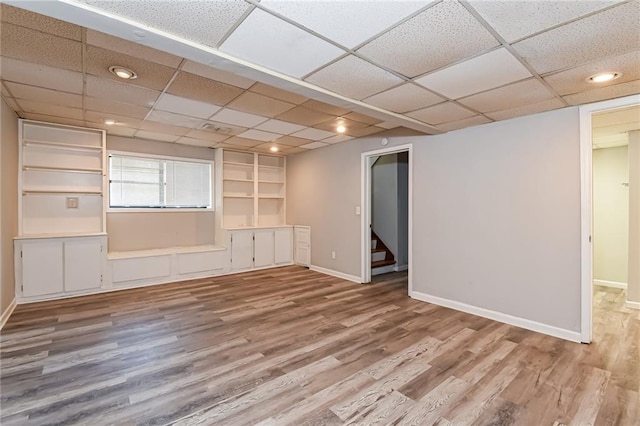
[109, 153, 213, 209]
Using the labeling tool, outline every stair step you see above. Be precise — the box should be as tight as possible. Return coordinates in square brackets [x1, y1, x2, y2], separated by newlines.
[372, 248, 385, 253]
[371, 259, 396, 268]
[372, 251, 387, 262]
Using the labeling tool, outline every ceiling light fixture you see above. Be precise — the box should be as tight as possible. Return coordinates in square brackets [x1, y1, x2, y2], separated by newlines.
[336, 124, 346, 133]
[104, 119, 116, 125]
[587, 72, 621, 83]
[270, 146, 279, 152]
[109, 65, 137, 80]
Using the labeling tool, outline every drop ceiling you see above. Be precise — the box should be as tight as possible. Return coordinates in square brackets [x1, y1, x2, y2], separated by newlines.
[1, 0, 639, 155]
[592, 105, 640, 149]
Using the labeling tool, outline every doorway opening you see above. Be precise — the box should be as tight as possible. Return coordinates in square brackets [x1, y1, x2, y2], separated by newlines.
[361, 144, 413, 295]
[580, 94, 640, 343]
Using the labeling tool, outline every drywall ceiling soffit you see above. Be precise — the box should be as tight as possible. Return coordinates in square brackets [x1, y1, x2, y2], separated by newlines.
[1, 0, 639, 154]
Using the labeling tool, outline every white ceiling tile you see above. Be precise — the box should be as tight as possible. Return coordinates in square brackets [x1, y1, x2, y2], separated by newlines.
[260, 0, 428, 49]
[86, 30, 182, 67]
[300, 141, 329, 150]
[357, 1, 499, 77]
[291, 127, 336, 140]
[180, 60, 256, 89]
[18, 112, 86, 128]
[154, 93, 221, 119]
[437, 115, 492, 132]
[138, 120, 191, 136]
[458, 78, 556, 113]
[563, 80, 640, 106]
[85, 97, 151, 120]
[185, 129, 232, 142]
[16, 100, 83, 120]
[363, 83, 444, 113]
[175, 137, 216, 148]
[4, 82, 82, 108]
[1, 57, 83, 94]
[105, 126, 137, 137]
[134, 130, 180, 143]
[406, 102, 476, 125]
[85, 75, 160, 107]
[306, 55, 403, 100]
[147, 110, 205, 128]
[84, 110, 142, 128]
[210, 108, 269, 128]
[485, 98, 566, 121]
[219, 8, 345, 78]
[237, 129, 281, 142]
[84, 0, 251, 47]
[544, 50, 640, 96]
[222, 136, 262, 147]
[323, 134, 354, 144]
[513, 2, 640, 74]
[255, 119, 306, 135]
[414, 48, 532, 99]
[377, 121, 403, 130]
[467, 0, 624, 43]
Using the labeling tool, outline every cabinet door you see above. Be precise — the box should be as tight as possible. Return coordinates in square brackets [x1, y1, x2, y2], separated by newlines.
[231, 232, 254, 270]
[274, 228, 293, 265]
[254, 230, 275, 268]
[294, 226, 311, 267]
[21, 241, 64, 297]
[64, 239, 102, 292]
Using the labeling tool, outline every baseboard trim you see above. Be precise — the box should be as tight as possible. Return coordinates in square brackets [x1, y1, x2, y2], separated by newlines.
[310, 265, 361, 283]
[0, 298, 17, 330]
[410, 290, 581, 343]
[594, 279, 627, 289]
[626, 300, 640, 310]
[394, 264, 409, 272]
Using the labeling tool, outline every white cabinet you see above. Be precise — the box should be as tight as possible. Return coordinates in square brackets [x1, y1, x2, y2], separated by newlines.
[21, 241, 64, 297]
[294, 226, 311, 267]
[275, 228, 293, 265]
[229, 227, 293, 271]
[231, 231, 254, 271]
[254, 230, 275, 267]
[16, 235, 106, 300]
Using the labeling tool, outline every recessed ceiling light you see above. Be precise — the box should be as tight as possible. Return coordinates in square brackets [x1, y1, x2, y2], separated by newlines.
[104, 119, 116, 125]
[336, 124, 346, 133]
[109, 65, 137, 80]
[270, 146, 279, 152]
[587, 72, 621, 83]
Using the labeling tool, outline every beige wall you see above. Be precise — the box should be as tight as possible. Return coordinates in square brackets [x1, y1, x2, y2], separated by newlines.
[287, 107, 582, 332]
[593, 146, 629, 284]
[628, 131, 640, 304]
[1, 98, 19, 318]
[106, 135, 216, 252]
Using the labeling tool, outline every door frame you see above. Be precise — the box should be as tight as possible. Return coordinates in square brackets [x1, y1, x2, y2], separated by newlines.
[579, 93, 640, 343]
[361, 143, 413, 293]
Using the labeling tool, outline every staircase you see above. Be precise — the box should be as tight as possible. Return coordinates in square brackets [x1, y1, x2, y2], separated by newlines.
[371, 230, 396, 275]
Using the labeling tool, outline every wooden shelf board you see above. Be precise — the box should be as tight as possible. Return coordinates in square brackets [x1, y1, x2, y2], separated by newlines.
[223, 161, 254, 167]
[223, 194, 254, 198]
[223, 178, 254, 182]
[23, 140, 103, 152]
[258, 180, 284, 184]
[23, 165, 103, 174]
[23, 189, 103, 195]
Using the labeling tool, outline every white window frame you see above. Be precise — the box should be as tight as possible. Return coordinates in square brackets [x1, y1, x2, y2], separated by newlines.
[107, 150, 215, 213]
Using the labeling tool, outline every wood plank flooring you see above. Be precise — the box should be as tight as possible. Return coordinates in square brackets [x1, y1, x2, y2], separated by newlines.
[1, 267, 638, 425]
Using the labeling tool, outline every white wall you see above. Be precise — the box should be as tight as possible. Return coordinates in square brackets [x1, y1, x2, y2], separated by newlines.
[397, 152, 409, 268]
[106, 135, 216, 252]
[1, 98, 19, 319]
[593, 146, 629, 285]
[372, 154, 399, 258]
[287, 107, 582, 333]
[628, 131, 640, 304]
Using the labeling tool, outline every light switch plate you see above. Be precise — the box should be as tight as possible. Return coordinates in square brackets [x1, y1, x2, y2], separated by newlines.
[66, 197, 79, 209]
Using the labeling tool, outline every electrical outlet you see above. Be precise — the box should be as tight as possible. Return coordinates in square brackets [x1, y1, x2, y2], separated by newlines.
[331, 251, 336, 259]
[66, 197, 79, 209]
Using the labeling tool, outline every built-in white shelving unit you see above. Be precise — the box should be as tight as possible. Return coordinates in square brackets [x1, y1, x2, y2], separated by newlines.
[220, 150, 286, 228]
[19, 120, 106, 236]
